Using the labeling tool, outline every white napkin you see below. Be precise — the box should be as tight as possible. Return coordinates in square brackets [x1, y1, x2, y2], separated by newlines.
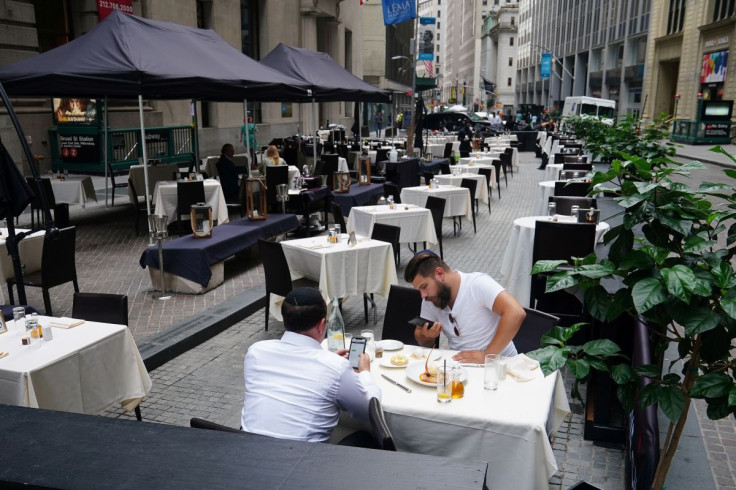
[505, 354, 540, 382]
[552, 214, 577, 222]
[49, 317, 85, 329]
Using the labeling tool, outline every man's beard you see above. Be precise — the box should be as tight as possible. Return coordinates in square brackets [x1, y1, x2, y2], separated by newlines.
[428, 280, 451, 309]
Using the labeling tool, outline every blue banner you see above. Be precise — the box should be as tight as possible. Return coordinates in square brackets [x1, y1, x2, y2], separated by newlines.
[417, 17, 436, 61]
[382, 0, 417, 26]
[540, 52, 552, 79]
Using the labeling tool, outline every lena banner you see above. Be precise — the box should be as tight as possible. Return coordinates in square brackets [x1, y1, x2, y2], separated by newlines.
[418, 17, 436, 62]
[98, 0, 133, 21]
[382, 0, 417, 26]
[540, 53, 552, 79]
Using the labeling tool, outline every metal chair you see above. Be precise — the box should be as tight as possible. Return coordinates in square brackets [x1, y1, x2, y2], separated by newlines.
[514, 307, 559, 354]
[562, 163, 593, 172]
[369, 397, 396, 451]
[442, 143, 453, 159]
[265, 164, 288, 213]
[383, 182, 401, 204]
[107, 160, 128, 207]
[499, 153, 511, 186]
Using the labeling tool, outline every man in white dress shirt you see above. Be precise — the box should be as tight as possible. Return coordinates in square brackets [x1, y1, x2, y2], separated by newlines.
[241, 287, 381, 444]
[404, 251, 526, 364]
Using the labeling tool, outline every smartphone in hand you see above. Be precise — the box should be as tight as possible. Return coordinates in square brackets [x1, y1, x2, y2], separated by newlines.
[348, 337, 367, 369]
[408, 316, 433, 328]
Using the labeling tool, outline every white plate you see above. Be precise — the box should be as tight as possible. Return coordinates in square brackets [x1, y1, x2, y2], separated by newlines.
[377, 339, 404, 351]
[405, 361, 468, 387]
[379, 354, 410, 368]
[407, 347, 441, 362]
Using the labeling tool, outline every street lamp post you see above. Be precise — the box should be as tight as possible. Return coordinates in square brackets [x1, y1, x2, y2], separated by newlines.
[392, 54, 418, 155]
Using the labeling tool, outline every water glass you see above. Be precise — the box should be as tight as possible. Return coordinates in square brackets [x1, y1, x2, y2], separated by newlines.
[343, 333, 353, 351]
[547, 202, 556, 218]
[360, 329, 375, 360]
[484, 354, 499, 390]
[436, 367, 452, 403]
[25, 313, 40, 347]
[571, 205, 580, 219]
[12, 307, 25, 333]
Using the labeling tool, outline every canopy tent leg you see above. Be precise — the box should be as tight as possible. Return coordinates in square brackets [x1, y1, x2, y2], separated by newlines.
[243, 99, 251, 177]
[104, 97, 110, 208]
[139, 95, 153, 245]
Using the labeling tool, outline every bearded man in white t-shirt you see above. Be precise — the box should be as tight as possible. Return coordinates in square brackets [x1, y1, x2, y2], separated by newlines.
[404, 251, 526, 363]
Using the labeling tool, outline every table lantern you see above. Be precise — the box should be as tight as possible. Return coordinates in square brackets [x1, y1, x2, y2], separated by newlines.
[333, 171, 351, 193]
[190, 203, 213, 238]
[245, 177, 268, 221]
[357, 157, 371, 185]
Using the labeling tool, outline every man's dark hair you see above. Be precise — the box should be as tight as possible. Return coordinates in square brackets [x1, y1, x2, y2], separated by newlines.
[281, 288, 326, 332]
[221, 143, 233, 154]
[404, 251, 450, 283]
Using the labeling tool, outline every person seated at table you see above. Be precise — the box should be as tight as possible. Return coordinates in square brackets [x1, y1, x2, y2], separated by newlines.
[457, 120, 474, 158]
[241, 287, 381, 446]
[216, 143, 248, 201]
[404, 251, 525, 363]
[258, 145, 286, 176]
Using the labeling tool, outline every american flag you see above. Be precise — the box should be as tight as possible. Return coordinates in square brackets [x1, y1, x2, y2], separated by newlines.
[423, 60, 434, 77]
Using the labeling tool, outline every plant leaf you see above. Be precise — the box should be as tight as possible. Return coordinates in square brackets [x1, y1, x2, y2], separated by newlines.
[582, 339, 622, 357]
[712, 262, 736, 289]
[545, 272, 580, 293]
[690, 372, 733, 398]
[567, 358, 591, 379]
[728, 386, 736, 407]
[635, 364, 661, 378]
[659, 385, 686, 423]
[683, 235, 716, 253]
[575, 263, 616, 279]
[632, 277, 668, 314]
[531, 260, 568, 275]
[661, 265, 696, 303]
[720, 296, 736, 321]
[584, 286, 610, 322]
[681, 307, 720, 336]
[527, 346, 566, 376]
[611, 363, 635, 384]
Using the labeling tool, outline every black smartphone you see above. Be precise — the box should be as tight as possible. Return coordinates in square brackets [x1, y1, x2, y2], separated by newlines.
[348, 337, 367, 369]
[408, 316, 433, 328]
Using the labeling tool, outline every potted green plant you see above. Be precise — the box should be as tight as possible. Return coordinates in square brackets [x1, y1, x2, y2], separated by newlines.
[530, 146, 736, 488]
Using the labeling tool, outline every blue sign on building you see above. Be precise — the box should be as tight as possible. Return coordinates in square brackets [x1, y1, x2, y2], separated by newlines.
[540, 52, 552, 79]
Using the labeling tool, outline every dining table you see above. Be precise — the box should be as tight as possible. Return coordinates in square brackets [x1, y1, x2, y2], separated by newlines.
[434, 173, 489, 203]
[459, 156, 498, 166]
[0, 228, 45, 304]
[531, 180, 560, 217]
[499, 215, 610, 307]
[400, 185, 473, 220]
[273, 236, 398, 321]
[152, 179, 229, 225]
[363, 346, 570, 490]
[545, 163, 564, 181]
[128, 162, 179, 200]
[0, 316, 151, 415]
[347, 204, 437, 245]
[49, 175, 97, 206]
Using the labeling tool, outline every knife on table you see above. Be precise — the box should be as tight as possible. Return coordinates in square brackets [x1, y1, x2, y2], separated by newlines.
[381, 374, 412, 393]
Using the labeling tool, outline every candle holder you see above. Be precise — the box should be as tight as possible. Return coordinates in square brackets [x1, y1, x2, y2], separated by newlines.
[357, 157, 371, 185]
[190, 203, 213, 239]
[246, 177, 268, 220]
[333, 171, 351, 193]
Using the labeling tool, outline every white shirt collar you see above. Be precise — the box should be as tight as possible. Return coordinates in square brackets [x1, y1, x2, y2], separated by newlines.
[281, 330, 322, 349]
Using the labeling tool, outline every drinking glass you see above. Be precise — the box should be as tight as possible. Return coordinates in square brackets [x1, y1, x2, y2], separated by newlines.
[25, 313, 40, 347]
[547, 202, 556, 219]
[343, 333, 353, 351]
[436, 367, 452, 403]
[12, 307, 25, 334]
[571, 205, 580, 219]
[484, 354, 499, 390]
[360, 329, 375, 360]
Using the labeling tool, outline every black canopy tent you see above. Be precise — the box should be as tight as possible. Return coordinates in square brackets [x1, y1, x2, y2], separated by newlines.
[261, 43, 391, 146]
[0, 11, 311, 235]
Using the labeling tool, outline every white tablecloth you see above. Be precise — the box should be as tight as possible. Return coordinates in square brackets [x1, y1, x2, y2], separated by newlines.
[531, 180, 559, 217]
[128, 163, 179, 201]
[50, 176, 96, 206]
[372, 347, 570, 489]
[545, 163, 564, 181]
[499, 216, 610, 307]
[0, 229, 44, 304]
[425, 143, 446, 158]
[347, 204, 437, 245]
[459, 156, 497, 166]
[434, 173, 489, 203]
[153, 179, 228, 225]
[0, 316, 152, 415]
[400, 185, 472, 220]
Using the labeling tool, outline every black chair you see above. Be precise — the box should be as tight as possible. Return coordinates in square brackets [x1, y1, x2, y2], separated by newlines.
[491, 161, 503, 199]
[459, 178, 477, 234]
[7, 226, 79, 316]
[128, 178, 149, 236]
[439, 162, 451, 175]
[503, 147, 514, 177]
[26, 178, 69, 229]
[554, 181, 590, 197]
[564, 155, 588, 164]
[442, 143, 453, 159]
[364, 223, 401, 324]
[317, 154, 339, 188]
[25, 177, 42, 228]
[175, 181, 205, 233]
[383, 182, 401, 204]
[107, 160, 128, 207]
[553, 152, 568, 164]
[257, 238, 318, 331]
[224, 178, 245, 218]
[422, 171, 435, 185]
[562, 163, 593, 172]
[368, 397, 396, 451]
[514, 307, 559, 354]
[72, 292, 128, 326]
[478, 168, 493, 213]
[424, 196, 445, 259]
[329, 201, 347, 234]
[499, 153, 511, 187]
[558, 170, 588, 180]
[380, 285, 423, 346]
[548, 196, 597, 216]
[190, 418, 244, 435]
[264, 164, 289, 213]
[531, 221, 596, 323]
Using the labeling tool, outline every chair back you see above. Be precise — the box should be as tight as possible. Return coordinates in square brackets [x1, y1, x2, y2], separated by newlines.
[72, 292, 128, 326]
[318, 154, 339, 188]
[562, 163, 593, 171]
[533, 221, 596, 263]
[257, 238, 294, 297]
[371, 223, 401, 266]
[283, 146, 298, 167]
[375, 148, 389, 164]
[478, 168, 493, 190]
[368, 397, 396, 451]
[491, 161, 502, 185]
[383, 182, 401, 203]
[395, 157, 420, 190]
[460, 178, 477, 209]
[558, 170, 588, 180]
[38, 178, 58, 208]
[553, 153, 567, 164]
[41, 226, 78, 289]
[381, 285, 423, 346]
[554, 181, 590, 197]
[548, 196, 597, 215]
[128, 178, 147, 208]
[563, 155, 588, 164]
[424, 196, 445, 258]
[190, 418, 244, 435]
[422, 171, 435, 185]
[514, 307, 559, 354]
[443, 142, 453, 159]
[439, 162, 451, 175]
[265, 164, 289, 210]
[176, 181, 205, 218]
[330, 202, 347, 233]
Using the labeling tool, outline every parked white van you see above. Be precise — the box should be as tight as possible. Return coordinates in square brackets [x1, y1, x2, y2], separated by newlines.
[561, 96, 616, 127]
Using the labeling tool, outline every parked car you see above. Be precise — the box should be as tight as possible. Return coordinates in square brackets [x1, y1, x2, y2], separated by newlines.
[422, 112, 494, 133]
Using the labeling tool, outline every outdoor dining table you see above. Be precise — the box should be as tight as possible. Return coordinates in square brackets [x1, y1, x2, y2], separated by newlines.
[128, 162, 179, 200]
[434, 173, 489, 203]
[347, 204, 437, 245]
[459, 156, 497, 166]
[329, 183, 384, 215]
[273, 236, 398, 321]
[499, 215, 610, 307]
[454, 163, 496, 180]
[0, 228, 44, 304]
[363, 346, 570, 490]
[152, 179, 228, 225]
[0, 316, 151, 415]
[49, 175, 97, 206]
[400, 185, 472, 220]
[545, 163, 564, 181]
[531, 180, 560, 217]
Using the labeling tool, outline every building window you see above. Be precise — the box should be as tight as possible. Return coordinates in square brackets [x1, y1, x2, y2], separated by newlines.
[509, 57, 513, 66]
[667, 0, 686, 35]
[511, 16, 515, 26]
[241, 0, 261, 122]
[507, 77, 512, 86]
[483, 0, 488, 5]
[32, 0, 73, 52]
[437, 10, 441, 17]
[437, 33, 440, 41]
[510, 37, 514, 46]
[436, 55, 440, 64]
[437, 21, 441, 30]
[713, 0, 736, 22]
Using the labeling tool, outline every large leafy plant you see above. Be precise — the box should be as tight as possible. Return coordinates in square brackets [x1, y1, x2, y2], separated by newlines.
[529, 147, 736, 489]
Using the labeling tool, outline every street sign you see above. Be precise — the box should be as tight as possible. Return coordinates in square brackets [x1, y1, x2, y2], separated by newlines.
[541, 53, 552, 79]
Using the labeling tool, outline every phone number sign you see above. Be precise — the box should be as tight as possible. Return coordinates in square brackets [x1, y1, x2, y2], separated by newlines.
[98, 0, 133, 20]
